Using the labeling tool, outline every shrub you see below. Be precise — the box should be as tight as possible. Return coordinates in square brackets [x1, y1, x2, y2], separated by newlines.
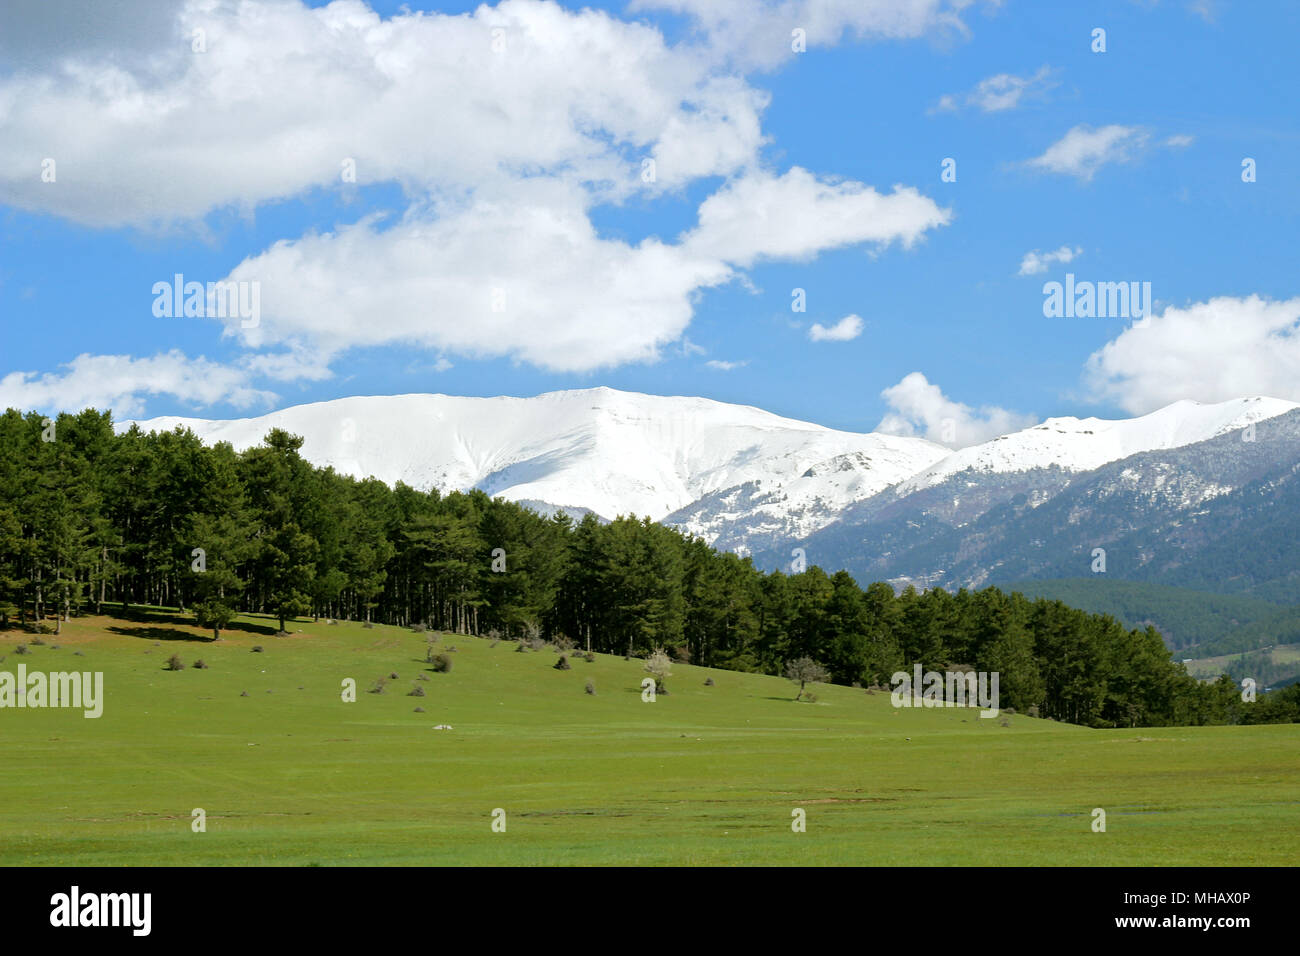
[165, 654, 185, 671]
[37, 622, 55, 635]
[446, 645, 458, 653]
[704, 676, 714, 686]
[14, 644, 28, 655]
[389, 671, 399, 680]
[408, 685, 426, 697]
[1027, 705, 1041, 719]
[252, 645, 264, 653]
[1003, 706, 1016, 715]
[413, 706, 425, 713]
[417, 672, 430, 681]
[73, 650, 83, 656]
[426, 633, 439, 644]
[31, 635, 46, 645]
[553, 634, 575, 652]
[585, 681, 595, 695]
[50, 645, 60, 650]
[583, 651, 595, 662]
[999, 717, 1011, 728]
[369, 678, 387, 694]
[515, 640, 529, 653]
[193, 659, 209, 670]
[362, 622, 374, 629]
[240, 690, 249, 697]
[429, 653, 452, 673]
[554, 655, 571, 670]
[412, 623, 427, 633]
[528, 637, 546, 651]
[644, 647, 673, 694]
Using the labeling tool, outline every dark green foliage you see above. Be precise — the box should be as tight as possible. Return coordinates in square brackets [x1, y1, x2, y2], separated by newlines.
[164, 653, 184, 671]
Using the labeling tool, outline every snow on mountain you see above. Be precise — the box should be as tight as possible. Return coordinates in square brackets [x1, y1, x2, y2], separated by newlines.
[664, 443, 950, 553]
[124, 390, 1299, 555]
[894, 396, 1298, 495]
[123, 387, 944, 523]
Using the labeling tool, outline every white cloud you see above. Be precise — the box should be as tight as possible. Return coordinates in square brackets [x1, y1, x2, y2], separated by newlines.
[0, 0, 768, 226]
[1164, 134, 1195, 148]
[932, 65, 1056, 113]
[1024, 124, 1149, 181]
[215, 169, 948, 373]
[683, 167, 951, 267]
[705, 359, 747, 370]
[875, 371, 1035, 447]
[0, 350, 275, 419]
[629, 0, 970, 71]
[1084, 295, 1300, 413]
[1018, 245, 1081, 276]
[808, 314, 864, 342]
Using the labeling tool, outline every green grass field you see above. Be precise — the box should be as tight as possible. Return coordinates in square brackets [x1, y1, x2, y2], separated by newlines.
[2, 611, 1298, 866]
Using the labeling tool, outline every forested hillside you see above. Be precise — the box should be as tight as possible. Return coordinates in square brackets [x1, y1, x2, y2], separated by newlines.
[2, 407, 1296, 727]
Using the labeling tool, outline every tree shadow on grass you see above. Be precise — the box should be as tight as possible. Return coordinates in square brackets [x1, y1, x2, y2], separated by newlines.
[101, 607, 278, 639]
[108, 625, 207, 643]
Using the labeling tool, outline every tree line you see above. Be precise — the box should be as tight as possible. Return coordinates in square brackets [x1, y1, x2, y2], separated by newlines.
[1, 407, 1295, 727]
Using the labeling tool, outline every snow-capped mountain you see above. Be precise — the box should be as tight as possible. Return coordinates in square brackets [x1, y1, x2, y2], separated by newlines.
[124, 387, 945, 523]
[666, 396, 1299, 555]
[125, 390, 1299, 564]
[894, 396, 1298, 495]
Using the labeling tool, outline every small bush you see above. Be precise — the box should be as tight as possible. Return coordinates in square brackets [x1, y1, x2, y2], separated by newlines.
[515, 640, 529, 653]
[409, 685, 426, 697]
[999, 717, 1011, 728]
[554, 655, 571, 670]
[31, 635, 47, 645]
[412, 623, 427, 634]
[327, 619, 339, 626]
[553, 634, 575, 652]
[583, 651, 594, 662]
[14, 644, 28, 655]
[240, 690, 249, 697]
[585, 681, 595, 695]
[704, 676, 714, 686]
[528, 637, 546, 651]
[417, 672, 430, 681]
[426, 633, 439, 644]
[1027, 705, 1040, 719]
[369, 678, 387, 694]
[802, 691, 818, 703]
[414, 706, 425, 713]
[445, 645, 458, 653]
[252, 645, 264, 653]
[362, 622, 374, 629]
[73, 650, 83, 657]
[193, 659, 208, 670]
[429, 653, 452, 673]
[389, 671, 399, 680]
[37, 622, 56, 635]
[50, 645, 60, 650]
[1003, 706, 1016, 715]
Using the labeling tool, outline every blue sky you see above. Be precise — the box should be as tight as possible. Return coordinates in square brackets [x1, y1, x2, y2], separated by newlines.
[1, 0, 1297, 444]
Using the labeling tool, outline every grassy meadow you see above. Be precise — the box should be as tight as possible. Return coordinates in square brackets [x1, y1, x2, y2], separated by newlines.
[2, 610, 1297, 866]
